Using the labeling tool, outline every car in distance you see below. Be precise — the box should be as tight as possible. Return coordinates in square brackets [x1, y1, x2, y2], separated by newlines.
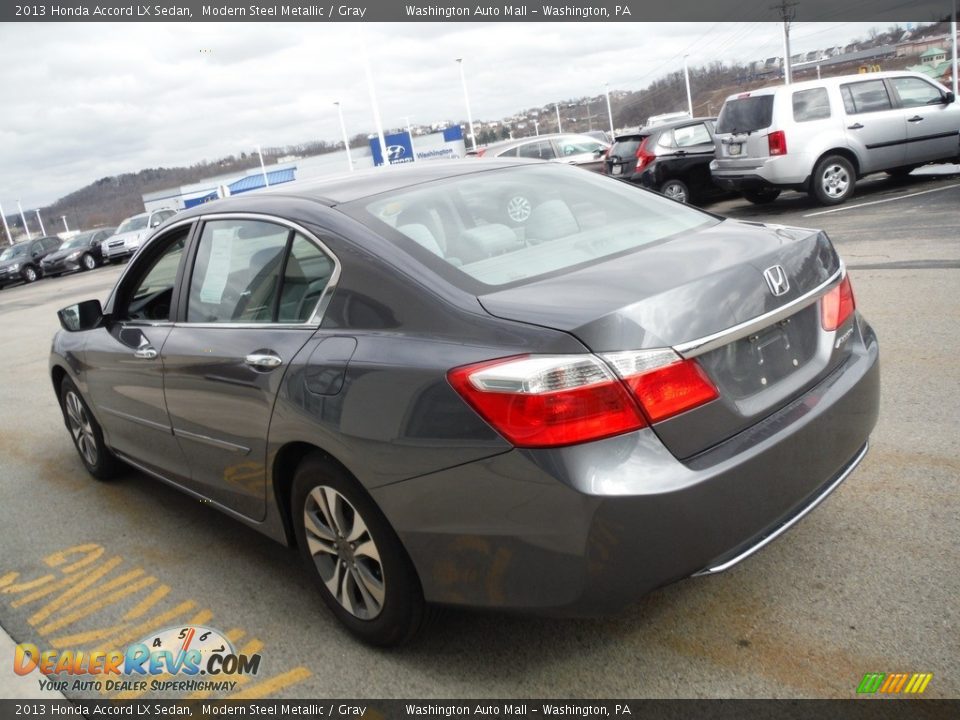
[711, 71, 960, 205]
[474, 132, 610, 172]
[0, 236, 62, 288]
[604, 117, 726, 204]
[103, 208, 176, 262]
[50, 160, 879, 646]
[40, 227, 116, 276]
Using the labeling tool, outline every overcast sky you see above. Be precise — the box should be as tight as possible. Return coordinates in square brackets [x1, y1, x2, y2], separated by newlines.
[0, 20, 905, 208]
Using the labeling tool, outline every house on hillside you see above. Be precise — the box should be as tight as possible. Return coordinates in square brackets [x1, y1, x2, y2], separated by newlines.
[907, 48, 954, 85]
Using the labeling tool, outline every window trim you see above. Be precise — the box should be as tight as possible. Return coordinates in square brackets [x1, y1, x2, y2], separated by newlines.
[174, 212, 342, 329]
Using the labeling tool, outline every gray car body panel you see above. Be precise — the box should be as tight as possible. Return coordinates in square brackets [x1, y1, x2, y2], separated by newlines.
[50, 160, 879, 613]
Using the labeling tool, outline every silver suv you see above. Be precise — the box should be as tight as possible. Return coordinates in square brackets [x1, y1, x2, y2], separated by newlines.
[710, 71, 960, 205]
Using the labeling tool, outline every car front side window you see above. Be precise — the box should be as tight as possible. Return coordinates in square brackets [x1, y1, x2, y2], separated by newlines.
[891, 77, 944, 108]
[118, 227, 190, 322]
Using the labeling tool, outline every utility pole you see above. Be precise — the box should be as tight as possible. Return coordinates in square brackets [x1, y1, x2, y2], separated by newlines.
[683, 56, 694, 116]
[604, 82, 615, 137]
[772, 0, 798, 85]
[16, 200, 32, 241]
[582, 104, 600, 131]
[555, 104, 563, 133]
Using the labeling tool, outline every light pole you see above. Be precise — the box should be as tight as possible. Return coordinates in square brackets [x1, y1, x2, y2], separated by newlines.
[16, 200, 32, 241]
[61, 215, 70, 233]
[952, 0, 958, 97]
[402, 116, 418, 161]
[363, 41, 388, 165]
[683, 56, 694, 117]
[35, 210, 46, 236]
[455, 58, 478, 151]
[256, 145, 270, 187]
[0, 202, 12, 245]
[534, 120, 540, 136]
[333, 101, 354, 172]
[604, 82, 615, 137]
[555, 104, 562, 133]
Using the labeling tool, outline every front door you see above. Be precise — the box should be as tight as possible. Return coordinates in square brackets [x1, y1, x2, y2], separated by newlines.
[161, 217, 338, 519]
[839, 79, 906, 173]
[889, 75, 960, 164]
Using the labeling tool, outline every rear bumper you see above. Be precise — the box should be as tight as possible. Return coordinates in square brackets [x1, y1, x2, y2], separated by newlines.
[711, 155, 813, 190]
[374, 320, 879, 614]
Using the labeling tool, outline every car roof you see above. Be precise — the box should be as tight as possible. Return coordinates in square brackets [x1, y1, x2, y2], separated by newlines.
[175, 158, 544, 214]
[482, 132, 609, 154]
[614, 117, 717, 140]
[721, 70, 940, 101]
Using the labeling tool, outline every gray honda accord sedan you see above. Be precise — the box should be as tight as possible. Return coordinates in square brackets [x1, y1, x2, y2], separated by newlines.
[50, 160, 879, 645]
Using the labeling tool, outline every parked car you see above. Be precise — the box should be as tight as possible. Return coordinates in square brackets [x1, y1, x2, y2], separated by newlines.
[604, 117, 726, 204]
[0, 236, 62, 288]
[103, 209, 176, 262]
[40, 227, 116, 276]
[474, 133, 609, 172]
[581, 129, 612, 144]
[51, 160, 878, 646]
[711, 71, 960, 205]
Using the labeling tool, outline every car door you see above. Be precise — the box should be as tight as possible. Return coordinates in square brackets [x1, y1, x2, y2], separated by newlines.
[160, 216, 338, 520]
[554, 136, 607, 171]
[888, 75, 960, 164]
[839, 79, 906, 173]
[661, 122, 718, 190]
[82, 223, 194, 482]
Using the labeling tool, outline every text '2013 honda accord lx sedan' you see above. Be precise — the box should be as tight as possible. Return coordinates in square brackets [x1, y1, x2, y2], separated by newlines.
[50, 160, 879, 646]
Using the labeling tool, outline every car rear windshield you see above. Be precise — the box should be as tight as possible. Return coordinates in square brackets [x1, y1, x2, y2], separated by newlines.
[716, 95, 775, 133]
[346, 165, 719, 291]
[609, 136, 645, 158]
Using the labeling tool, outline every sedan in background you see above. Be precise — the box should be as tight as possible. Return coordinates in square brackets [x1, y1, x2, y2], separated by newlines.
[51, 160, 878, 646]
[0, 236, 62, 288]
[41, 227, 116, 276]
[474, 133, 610, 172]
[604, 117, 726, 205]
[103, 208, 176, 262]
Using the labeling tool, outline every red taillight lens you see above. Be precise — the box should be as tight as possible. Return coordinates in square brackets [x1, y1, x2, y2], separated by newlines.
[635, 137, 655, 171]
[447, 355, 646, 448]
[768, 130, 787, 156]
[604, 350, 720, 423]
[821, 274, 856, 331]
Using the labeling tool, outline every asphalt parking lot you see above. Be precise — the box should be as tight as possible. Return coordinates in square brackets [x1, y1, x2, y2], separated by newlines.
[0, 170, 957, 700]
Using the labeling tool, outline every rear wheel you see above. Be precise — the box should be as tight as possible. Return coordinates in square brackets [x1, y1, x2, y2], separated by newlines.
[659, 179, 690, 203]
[59, 377, 124, 480]
[291, 453, 425, 646]
[811, 154, 855, 205]
[81, 253, 97, 270]
[741, 187, 781, 205]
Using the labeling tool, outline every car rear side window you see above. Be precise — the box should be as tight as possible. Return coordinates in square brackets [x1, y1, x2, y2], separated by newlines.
[792, 87, 831, 121]
[716, 95, 774, 133]
[840, 80, 892, 114]
[517, 141, 557, 160]
[673, 123, 712, 147]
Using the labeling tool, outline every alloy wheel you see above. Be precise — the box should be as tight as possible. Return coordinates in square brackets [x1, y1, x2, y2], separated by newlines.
[303, 485, 385, 620]
[23, 267, 37, 282]
[65, 391, 98, 466]
[506, 195, 532, 223]
[820, 164, 850, 199]
[662, 183, 688, 203]
[83, 254, 96, 270]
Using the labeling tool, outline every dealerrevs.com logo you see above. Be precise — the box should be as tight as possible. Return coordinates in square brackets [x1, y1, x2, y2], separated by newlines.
[15, 625, 261, 694]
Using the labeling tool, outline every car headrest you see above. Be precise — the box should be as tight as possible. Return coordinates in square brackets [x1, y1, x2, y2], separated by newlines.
[453, 224, 522, 264]
[525, 199, 580, 243]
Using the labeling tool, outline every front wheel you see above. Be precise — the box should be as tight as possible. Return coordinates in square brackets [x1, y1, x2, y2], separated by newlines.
[292, 454, 425, 646]
[81, 253, 97, 270]
[659, 179, 690, 203]
[742, 187, 782, 205]
[22, 266, 39, 283]
[59, 377, 124, 480]
[811, 155, 856, 205]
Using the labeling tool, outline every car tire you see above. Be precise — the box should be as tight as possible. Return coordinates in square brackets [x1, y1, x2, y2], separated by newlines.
[22, 266, 39, 283]
[81, 253, 97, 270]
[741, 188, 782, 205]
[811, 155, 855, 205]
[59, 377, 125, 481]
[659, 179, 690, 203]
[291, 453, 425, 647]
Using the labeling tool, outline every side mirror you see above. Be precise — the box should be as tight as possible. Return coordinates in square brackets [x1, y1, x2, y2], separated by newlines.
[945, 91, 955, 105]
[58, 299, 105, 332]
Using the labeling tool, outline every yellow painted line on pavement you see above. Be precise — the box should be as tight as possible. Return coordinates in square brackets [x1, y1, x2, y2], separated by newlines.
[21, 557, 124, 621]
[38, 576, 157, 635]
[124, 584, 171, 620]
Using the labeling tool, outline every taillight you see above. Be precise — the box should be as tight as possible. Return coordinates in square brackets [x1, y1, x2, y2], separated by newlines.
[635, 137, 655, 171]
[448, 355, 645, 448]
[821, 274, 856, 331]
[475, 148, 487, 157]
[768, 130, 787, 156]
[603, 350, 719, 423]
[448, 350, 720, 447]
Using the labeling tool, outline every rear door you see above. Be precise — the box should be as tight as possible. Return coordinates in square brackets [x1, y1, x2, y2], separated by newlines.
[160, 216, 338, 519]
[888, 75, 960, 164]
[839, 78, 906, 172]
[658, 122, 718, 186]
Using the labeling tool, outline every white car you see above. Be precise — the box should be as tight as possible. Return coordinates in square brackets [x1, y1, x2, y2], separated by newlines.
[104, 208, 177, 262]
[710, 71, 960, 205]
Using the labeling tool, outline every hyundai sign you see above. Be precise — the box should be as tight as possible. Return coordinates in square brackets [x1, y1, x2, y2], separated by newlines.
[370, 131, 415, 166]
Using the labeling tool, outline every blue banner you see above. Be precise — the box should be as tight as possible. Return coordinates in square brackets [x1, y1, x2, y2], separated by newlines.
[370, 131, 415, 166]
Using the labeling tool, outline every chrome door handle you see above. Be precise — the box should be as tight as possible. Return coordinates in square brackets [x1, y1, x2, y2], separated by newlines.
[907, 115, 924, 122]
[245, 352, 282, 369]
[134, 347, 158, 360]
[847, 123, 864, 130]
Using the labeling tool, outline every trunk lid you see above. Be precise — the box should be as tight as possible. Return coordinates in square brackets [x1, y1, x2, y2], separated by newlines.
[605, 134, 647, 177]
[478, 219, 850, 458]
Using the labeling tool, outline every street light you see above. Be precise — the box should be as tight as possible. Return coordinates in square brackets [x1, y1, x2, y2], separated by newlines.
[402, 116, 418, 162]
[555, 104, 562, 133]
[455, 58, 477, 151]
[256, 145, 270, 188]
[0, 202, 12, 245]
[534, 119, 540, 136]
[604, 82, 615, 137]
[683, 55, 694, 117]
[16, 200, 32, 241]
[35, 209, 46, 236]
[61, 215, 70, 233]
[333, 101, 354, 172]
